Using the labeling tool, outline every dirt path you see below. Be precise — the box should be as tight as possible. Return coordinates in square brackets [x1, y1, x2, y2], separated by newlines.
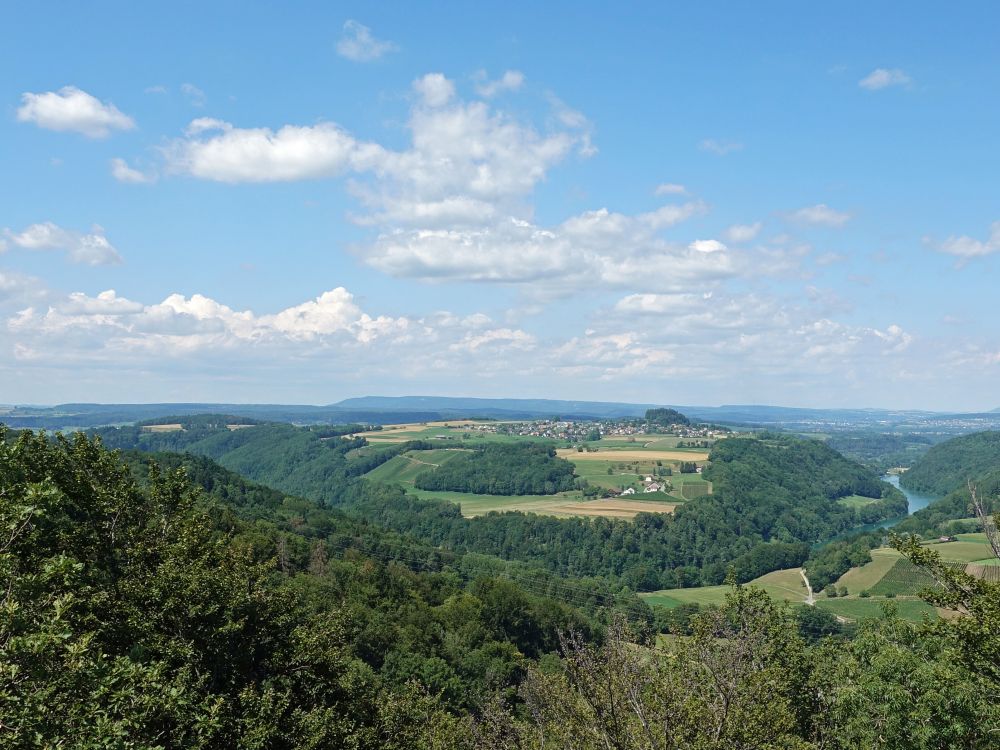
[800, 569, 815, 606]
[401, 455, 440, 468]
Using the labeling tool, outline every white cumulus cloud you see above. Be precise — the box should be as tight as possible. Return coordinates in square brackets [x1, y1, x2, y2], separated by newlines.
[413, 73, 456, 108]
[17, 86, 135, 138]
[164, 120, 384, 182]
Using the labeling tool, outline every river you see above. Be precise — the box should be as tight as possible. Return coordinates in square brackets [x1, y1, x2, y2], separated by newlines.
[822, 474, 939, 543]
[882, 473, 936, 521]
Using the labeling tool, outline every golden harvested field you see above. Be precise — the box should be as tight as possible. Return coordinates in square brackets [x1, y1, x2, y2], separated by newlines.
[546, 498, 677, 518]
[558, 449, 710, 462]
[141, 424, 183, 433]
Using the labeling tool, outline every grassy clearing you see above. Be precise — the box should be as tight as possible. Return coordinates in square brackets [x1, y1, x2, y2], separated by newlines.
[837, 494, 880, 509]
[835, 548, 902, 594]
[642, 568, 810, 609]
[753, 568, 810, 600]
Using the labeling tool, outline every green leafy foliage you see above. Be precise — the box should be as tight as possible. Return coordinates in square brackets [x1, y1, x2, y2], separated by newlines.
[414, 443, 577, 495]
[644, 408, 690, 426]
[0, 429, 614, 746]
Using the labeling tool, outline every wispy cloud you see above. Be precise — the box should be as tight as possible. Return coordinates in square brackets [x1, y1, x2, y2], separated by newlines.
[336, 20, 396, 62]
[858, 68, 911, 91]
[473, 70, 525, 98]
[180, 82, 206, 106]
[654, 183, 687, 196]
[787, 204, 851, 227]
[111, 158, 157, 184]
[699, 138, 742, 156]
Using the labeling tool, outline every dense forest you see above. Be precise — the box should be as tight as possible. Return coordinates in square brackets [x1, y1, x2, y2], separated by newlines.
[901, 430, 1000, 495]
[89, 422, 910, 590]
[644, 407, 690, 426]
[3, 428, 999, 746]
[414, 443, 578, 495]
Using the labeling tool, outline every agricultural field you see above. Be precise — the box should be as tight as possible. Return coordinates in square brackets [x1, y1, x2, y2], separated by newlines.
[645, 549, 952, 624]
[556, 448, 710, 462]
[359, 429, 712, 519]
[352, 420, 523, 443]
[923, 533, 996, 564]
[815, 598, 937, 623]
[405, 488, 676, 519]
[868, 558, 941, 597]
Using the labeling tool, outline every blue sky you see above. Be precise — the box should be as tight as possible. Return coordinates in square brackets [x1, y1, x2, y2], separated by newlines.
[2, 1, 999, 409]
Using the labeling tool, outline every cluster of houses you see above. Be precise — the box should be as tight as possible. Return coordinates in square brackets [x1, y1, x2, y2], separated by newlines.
[461, 418, 725, 442]
[620, 475, 671, 495]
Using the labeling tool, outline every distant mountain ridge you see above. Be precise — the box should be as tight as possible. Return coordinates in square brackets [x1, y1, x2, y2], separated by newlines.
[3, 396, 999, 432]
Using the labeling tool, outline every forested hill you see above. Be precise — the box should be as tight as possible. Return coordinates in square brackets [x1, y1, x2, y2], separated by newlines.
[413, 443, 577, 495]
[91, 419, 438, 503]
[706, 435, 887, 501]
[0, 428, 624, 746]
[901, 431, 1000, 495]
[87, 420, 908, 589]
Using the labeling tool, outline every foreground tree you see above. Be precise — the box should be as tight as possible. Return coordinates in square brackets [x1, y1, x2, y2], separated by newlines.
[0, 429, 469, 748]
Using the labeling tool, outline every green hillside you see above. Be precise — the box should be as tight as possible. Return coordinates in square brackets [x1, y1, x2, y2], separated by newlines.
[901, 431, 1000, 495]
